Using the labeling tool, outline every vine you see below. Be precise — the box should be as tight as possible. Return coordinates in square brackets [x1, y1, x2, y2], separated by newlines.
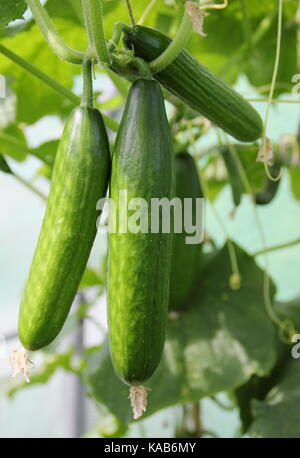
[81, 0, 110, 65]
[261, 0, 284, 182]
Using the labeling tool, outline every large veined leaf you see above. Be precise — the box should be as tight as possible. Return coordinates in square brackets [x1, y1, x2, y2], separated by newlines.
[86, 243, 278, 426]
[249, 356, 300, 438]
[234, 298, 300, 435]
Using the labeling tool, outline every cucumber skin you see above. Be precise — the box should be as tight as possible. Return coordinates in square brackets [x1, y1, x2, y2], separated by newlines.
[169, 153, 203, 310]
[19, 107, 110, 350]
[108, 79, 174, 385]
[124, 26, 263, 143]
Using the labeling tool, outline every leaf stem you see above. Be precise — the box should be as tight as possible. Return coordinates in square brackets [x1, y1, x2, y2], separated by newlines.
[125, 0, 136, 25]
[247, 98, 300, 104]
[25, 0, 84, 64]
[81, 0, 110, 65]
[253, 238, 300, 257]
[149, 10, 192, 74]
[81, 58, 94, 108]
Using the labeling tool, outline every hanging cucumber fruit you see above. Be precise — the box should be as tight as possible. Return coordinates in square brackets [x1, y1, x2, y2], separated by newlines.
[221, 147, 243, 208]
[108, 78, 174, 419]
[169, 152, 204, 310]
[255, 161, 282, 205]
[123, 25, 263, 143]
[18, 59, 110, 351]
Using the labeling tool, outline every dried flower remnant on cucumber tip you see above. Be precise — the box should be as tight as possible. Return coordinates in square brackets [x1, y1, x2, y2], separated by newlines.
[9, 349, 33, 383]
[129, 385, 151, 420]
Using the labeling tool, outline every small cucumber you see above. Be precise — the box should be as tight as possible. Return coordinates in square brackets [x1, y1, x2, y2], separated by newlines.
[221, 147, 243, 207]
[169, 153, 203, 310]
[108, 79, 174, 385]
[255, 161, 281, 205]
[18, 107, 110, 350]
[124, 25, 263, 143]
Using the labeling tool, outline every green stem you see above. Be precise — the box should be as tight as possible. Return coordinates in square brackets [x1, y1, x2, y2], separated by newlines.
[0, 44, 119, 131]
[81, 0, 110, 65]
[262, 0, 284, 182]
[81, 58, 94, 108]
[13, 172, 47, 200]
[247, 98, 300, 104]
[125, 0, 136, 25]
[25, 0, 84, 64]
[149, 10, 192, 73]
[253, 238, 300, 257]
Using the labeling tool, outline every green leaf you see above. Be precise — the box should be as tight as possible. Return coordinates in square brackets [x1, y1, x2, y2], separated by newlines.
[0, 0, 26, 28]
[86, 243, 278, 425]
[0, 20, 86, 124]
[46, 0, 83, 25]
[31, 139, 58, 166]
[0, 154, 12, 173]
[0, 123, 27, 161]
[234, 298, 300, 434]
[80, 267, 103, 289]
[249, 357, 300, 438]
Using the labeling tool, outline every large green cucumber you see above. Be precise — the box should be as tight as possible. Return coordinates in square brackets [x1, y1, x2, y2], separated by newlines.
[169, 152, 203, 310]
[19, 107, 110, 350]
[108, 79, 174, 385]
[123, 25, 263, 143]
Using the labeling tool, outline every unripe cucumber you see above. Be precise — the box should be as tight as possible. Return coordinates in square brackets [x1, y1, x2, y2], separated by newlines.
[255, 161, 281, 205]
[169, 153, 203, 310]
[108, 79, 174, 385]
[18, 107, 110, 350]
[124, 25, 263, 143]
[221, 147, 243, 207]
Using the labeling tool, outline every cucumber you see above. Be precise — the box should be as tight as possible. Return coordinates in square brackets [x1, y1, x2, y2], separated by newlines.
[169, 153, 203, 310]
[123, 25, 263, 143]
[221, 147, 243, 207]
[255, 161, 281, 205]
[18, 107, 110, 350]
[108, 79, 174, 385]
